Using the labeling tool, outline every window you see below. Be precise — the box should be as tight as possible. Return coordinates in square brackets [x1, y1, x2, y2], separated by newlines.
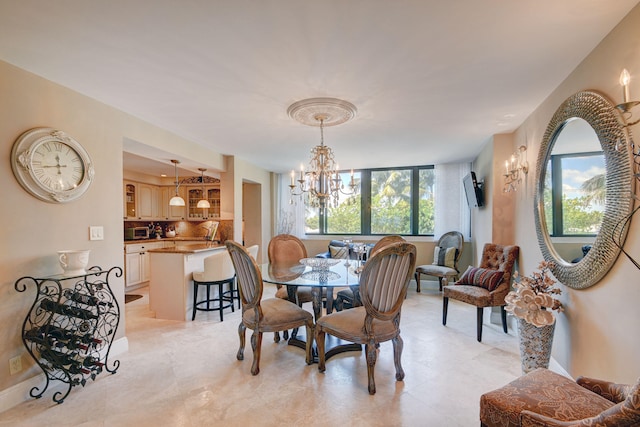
[544, 152, 605, 236]
[304, 166, 435, 235]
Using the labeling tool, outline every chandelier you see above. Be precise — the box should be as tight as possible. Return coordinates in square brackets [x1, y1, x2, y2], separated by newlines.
[287, 98, 358, 208]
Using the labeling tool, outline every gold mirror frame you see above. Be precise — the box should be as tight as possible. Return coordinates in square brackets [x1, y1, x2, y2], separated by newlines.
[534, 91, 635, 289]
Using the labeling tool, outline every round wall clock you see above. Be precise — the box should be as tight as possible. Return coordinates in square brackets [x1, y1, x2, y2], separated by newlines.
[11, 127, 94, 203]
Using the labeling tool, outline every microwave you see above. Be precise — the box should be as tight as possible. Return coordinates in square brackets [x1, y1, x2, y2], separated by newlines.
[125, 227, 149, 240]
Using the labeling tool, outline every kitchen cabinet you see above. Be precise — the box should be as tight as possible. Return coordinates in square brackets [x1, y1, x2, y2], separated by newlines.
[124, 241, 165, 288]
[124, 182, 136, 219]
[187, 185, 220, 220]
[123, 180, 219, 221]
[123, 181, 157, 220]
[162, 186, 187, 220]
[136, 183, 157, 219]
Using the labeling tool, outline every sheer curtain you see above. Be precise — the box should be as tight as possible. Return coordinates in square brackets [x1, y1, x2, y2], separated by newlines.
[275, 173, 305, 238]
[434, 162, 471, 240]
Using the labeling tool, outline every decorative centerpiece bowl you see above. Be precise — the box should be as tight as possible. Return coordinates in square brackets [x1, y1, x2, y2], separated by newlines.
[57, 249, 91, 276]
[299, 258, 341, 269]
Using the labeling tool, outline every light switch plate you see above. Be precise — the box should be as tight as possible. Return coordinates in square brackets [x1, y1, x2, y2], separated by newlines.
[89, 226, 104, 241]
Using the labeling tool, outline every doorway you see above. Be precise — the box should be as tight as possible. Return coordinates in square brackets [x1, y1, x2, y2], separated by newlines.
[242, 181, 262, 260]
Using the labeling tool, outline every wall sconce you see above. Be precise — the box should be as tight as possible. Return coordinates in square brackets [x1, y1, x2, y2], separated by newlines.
[613, 68, 640, 270]
[503, 145, 528, 193]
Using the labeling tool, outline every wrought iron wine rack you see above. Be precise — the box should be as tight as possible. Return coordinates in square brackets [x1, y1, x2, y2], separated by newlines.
[14, 266, 121, 404]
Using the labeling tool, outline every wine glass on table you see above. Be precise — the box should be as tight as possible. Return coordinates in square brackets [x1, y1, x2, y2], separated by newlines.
[342, 239, 353, 267]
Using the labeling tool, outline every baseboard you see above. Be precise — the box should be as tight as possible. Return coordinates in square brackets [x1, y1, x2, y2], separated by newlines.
[0, 336, 128, 414]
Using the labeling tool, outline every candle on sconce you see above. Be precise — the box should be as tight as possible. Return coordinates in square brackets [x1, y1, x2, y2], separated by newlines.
[290, 170, 295, 186]
[620, 68, 631, 103]
[299, 164, 304, 181]
[505, 160, 509, 174]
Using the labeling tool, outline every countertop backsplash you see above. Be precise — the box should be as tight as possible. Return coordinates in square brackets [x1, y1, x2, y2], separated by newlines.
[124, 219, 232, 243]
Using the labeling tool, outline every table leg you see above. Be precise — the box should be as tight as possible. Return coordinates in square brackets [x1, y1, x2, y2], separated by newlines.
[286, 285, 360, 362]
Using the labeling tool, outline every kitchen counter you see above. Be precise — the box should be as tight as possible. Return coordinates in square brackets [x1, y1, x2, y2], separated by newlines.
[124, 237, 208, 245]
[147, 244, 226, 321]
[147, 243, 223, 254]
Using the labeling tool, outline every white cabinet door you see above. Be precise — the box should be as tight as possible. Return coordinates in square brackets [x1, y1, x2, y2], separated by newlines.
[137, 183, 154, 219]
[125, 252, 142, 286]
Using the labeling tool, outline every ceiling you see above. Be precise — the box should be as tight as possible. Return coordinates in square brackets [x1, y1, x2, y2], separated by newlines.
[1, 1, 638, 176]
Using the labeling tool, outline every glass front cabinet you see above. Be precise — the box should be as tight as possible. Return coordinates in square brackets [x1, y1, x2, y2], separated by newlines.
[187, 182, 220, 220]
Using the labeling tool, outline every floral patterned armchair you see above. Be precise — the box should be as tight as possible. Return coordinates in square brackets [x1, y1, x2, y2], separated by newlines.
[480, 367, 640, 426]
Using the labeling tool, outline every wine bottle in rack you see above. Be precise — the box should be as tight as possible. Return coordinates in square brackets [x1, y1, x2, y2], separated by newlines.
[40, 299, 98, 319]
[63, 289, 100, 306]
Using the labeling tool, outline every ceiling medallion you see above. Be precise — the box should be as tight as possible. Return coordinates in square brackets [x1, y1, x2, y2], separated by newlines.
[287, 97, 357, 127]
[288, 97, 358, 208]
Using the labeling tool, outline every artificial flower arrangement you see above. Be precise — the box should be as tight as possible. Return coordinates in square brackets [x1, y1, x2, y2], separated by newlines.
[505, 261, 563, 327]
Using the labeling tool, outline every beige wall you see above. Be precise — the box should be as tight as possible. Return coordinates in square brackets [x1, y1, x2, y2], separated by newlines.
[0, 61, 272, 395]
[228, 157, 272, 264]
[476, 5, 640, 382]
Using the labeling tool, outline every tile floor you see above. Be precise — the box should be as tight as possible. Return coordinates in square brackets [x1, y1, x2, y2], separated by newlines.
[0, 280, 521, 426]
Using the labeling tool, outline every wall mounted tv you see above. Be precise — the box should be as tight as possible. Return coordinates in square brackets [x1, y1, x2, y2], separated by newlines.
[463, 171, 484, 208]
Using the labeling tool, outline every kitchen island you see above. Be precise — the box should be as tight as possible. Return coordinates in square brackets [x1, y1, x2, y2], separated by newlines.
[148, 243, 225, 321]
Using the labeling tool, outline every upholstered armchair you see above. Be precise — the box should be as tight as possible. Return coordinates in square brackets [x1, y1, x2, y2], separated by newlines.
[225, 240, 313, 375]
[442, 243, 519, 342]
[414, 231, 464, 292]
[480, 367, 640, 426]
[316, 242, 417, 394]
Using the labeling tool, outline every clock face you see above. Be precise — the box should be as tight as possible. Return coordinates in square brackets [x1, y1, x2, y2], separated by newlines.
[11, 127, 94, 203]
[30, 140, 85, 192]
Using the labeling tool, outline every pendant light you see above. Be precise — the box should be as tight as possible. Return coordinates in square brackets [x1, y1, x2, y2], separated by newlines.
[196, 168, 210, 208]
[169, 159, 185, 206]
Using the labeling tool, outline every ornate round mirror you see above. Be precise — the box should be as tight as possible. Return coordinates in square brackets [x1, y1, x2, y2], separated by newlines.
[534, 91, 634, 289]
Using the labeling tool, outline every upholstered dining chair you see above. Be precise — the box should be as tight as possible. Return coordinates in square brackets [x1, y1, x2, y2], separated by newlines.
[225, 240, 313, 375]
[442, 242, 519, 342]
[316, 241, 417, 394]
[268, 234, 315, 341]
[414, 230, 464, 292]
[222, 244, 258, 310]
[480, 367, 640, 426]
[334, 235, 406, 311]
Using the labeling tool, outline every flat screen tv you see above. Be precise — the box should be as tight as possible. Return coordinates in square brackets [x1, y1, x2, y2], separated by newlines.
[463, 172, 484, 208]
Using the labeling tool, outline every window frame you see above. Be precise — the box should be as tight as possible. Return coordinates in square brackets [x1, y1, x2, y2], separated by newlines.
[547, 150, 605, 237]
[308, 164, 435, 236]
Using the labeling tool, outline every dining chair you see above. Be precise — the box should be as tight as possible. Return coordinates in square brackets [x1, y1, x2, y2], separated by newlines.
[442, 243, 519, 342]
[222, 244, 258, 310]
[414, 230, 464, 292]
[267, 234, 315, 341]
[334, 235, 406, 311]
[225, 240, 313, 375]
[316, 241, 417, 394]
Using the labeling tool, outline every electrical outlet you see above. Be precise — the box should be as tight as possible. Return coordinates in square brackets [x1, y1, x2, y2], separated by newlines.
[9, 355, 22, 375]
[89, 225, 104, 241]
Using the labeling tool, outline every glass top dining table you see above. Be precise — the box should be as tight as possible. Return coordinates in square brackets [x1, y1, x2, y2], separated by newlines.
[260, 259, 363, 360]
[260, 259, 361, 321]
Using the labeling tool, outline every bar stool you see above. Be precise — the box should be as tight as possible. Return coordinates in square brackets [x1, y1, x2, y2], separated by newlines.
[223, 244, 259, 309]
[192, 250, 236, 321]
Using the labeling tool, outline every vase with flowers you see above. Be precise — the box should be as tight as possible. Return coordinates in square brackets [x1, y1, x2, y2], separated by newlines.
[505, 260, 563, 374]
